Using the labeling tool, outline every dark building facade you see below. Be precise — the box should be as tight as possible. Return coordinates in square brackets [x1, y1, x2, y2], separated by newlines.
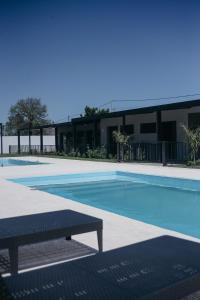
[17, 99, 200, 157]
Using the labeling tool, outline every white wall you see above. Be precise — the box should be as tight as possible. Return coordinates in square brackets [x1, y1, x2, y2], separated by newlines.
[162, 106, 200, 142]
[0, 136, 55, 154]
[100, 113, 157, 146]
[100, 117, 123, 145]
[126, 112, 157, 142]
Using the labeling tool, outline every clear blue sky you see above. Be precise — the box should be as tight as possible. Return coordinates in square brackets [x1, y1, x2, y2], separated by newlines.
[0, 0, 200, 123]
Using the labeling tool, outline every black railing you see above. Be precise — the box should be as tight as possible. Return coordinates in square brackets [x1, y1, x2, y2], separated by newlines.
[9, 145, 56, 154]
[8, 142, 200, 165]
[164, 142, 188, 163]
[122, 142, 191, 164]
[124, 143, 162, 162]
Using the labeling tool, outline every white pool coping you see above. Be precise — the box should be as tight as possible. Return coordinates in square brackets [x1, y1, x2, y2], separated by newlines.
[1, 156, 200, 252]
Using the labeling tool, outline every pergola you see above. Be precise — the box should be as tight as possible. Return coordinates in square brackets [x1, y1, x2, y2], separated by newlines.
[16, 110, 164, 155]
[0, 123, 3, 155]
[17, 122, 71, 154]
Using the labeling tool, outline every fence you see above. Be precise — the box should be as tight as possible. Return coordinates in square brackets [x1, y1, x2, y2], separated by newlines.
[125, 143, 162, 162]
[164, 142, 188, 163]
[0, 135, 55, 154]
[123, 142, 190, 164]
[7, 141, 199, 165]
[9, 145, 56, 154]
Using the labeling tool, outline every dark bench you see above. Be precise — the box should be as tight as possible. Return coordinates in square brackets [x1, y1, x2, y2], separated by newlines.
[1, 236, 200, 300]
[0, 210, 103, 274]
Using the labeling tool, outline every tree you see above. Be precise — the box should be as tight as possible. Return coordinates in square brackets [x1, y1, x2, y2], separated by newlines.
[6, 98, 49, 135]
[181, 124, 200, 164]
[81, 105, 109, 118]
[112, 130, 130, 161]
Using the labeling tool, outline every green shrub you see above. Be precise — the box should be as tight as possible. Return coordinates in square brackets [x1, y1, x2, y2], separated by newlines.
[86, 146, 107, 159]
[181, 124, 200, 164]
[68, 150, 76, 157]
[56, 151, 64, 156]
[108, 153, 113, 159]
[187, 159, 200, 166]
[76, 151, 81, 157]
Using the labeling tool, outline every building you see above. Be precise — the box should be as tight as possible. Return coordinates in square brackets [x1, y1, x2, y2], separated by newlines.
[17, 99, 200, 158]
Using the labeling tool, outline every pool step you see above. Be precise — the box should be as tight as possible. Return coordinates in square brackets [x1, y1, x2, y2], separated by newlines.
[38, 180, 151, 199]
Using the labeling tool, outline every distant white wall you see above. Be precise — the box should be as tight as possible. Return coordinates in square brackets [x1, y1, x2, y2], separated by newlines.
[126, 112, 157, 143]
[162, 106, 200, 142]
[100, 113, 157, 146]
[0, 136, 55, 154]
[100, 117, 123, 145]
[100, 106, 200, 145]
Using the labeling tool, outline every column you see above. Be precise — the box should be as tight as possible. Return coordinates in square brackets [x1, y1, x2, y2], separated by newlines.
[40, 128, 43, 153]
[55, 127, 59, 152]
[17, 130, 21, 154]
[0, 123, 3, 155]
[94, 120, 98, 148]
[72, 124, 76, 151]
[156, 111, 162, 141]
[28, 129, 32, 154]
[122, 115, 126, 133]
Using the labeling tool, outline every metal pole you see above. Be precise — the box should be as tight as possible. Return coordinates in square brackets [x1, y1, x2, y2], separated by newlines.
[72, 124, 76, 151]
[28, 128, 32, 154]
[156, 111, 162, 141]
[0, 123, 3, 155]
[40, 128, 43, 153]
[162, 141, 167, 166]
[55, 127, 59, 152]
[17, 130, 21, 154]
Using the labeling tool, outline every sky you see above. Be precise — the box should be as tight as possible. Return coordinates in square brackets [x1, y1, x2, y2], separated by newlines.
[0, 0, 200, 123]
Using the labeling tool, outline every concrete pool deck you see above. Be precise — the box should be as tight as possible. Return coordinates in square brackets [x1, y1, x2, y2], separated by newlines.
[1, 156, 200, 253]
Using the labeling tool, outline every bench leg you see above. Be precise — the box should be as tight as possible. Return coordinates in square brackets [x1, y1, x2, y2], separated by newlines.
[9, 246, 18, 275]
[97, 229, 103, 252]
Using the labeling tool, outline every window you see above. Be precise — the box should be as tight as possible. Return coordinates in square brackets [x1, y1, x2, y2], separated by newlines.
[140, 123, 156, 133]
[120, 124, 134, 135]
[188, 113, 200, 129]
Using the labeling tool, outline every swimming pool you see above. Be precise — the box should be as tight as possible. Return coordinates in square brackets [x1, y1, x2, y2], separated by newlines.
[1, 158, 45, 167]
[11, 171, 200, 239]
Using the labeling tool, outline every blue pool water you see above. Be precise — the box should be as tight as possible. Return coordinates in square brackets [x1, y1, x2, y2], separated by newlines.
[1, 159, 44, 167]
[11, 171, 200, 239]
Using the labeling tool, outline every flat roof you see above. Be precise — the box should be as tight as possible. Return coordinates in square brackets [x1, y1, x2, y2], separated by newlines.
[72, 98, 200, 123]
[19, 98, 200, 130]
[19, 121, 71, 131]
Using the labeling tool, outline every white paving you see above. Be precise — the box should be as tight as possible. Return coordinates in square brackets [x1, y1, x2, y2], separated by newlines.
[1, 156, 200, 252]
